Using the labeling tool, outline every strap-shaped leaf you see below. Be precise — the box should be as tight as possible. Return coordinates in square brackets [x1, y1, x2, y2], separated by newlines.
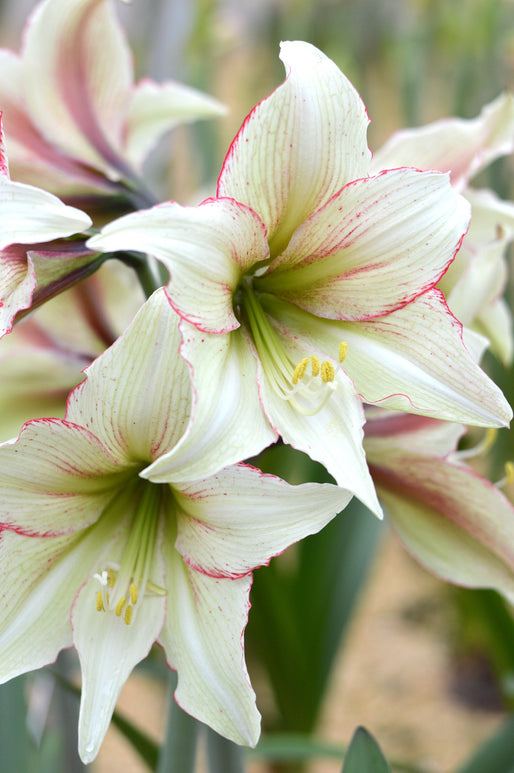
[342, 727, 392, 773]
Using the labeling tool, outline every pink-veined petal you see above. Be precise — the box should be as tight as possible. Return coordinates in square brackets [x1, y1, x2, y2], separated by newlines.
[88, 198, 269, 334]
[0, 418, 128, 535]
[66, 289, 192, 464]
[372, 454, 514, 605]
[173, 464, 352, 578]
[143, 321, 276, 483]
[371, 93, 514, 191]
[125, 79, 226, 167]
[218, 40, 371, 256]
[158, 531, 259, 746]
[0, 178, 91, 249]
[0, 530, 76, 682]
[73, 535, 166, 764]
[259, 169, 469, 320]
[22, 0, 133, 175]
[0, 245, 36, 336]
[364, 411, 465, 458]
[263, 291, 512, 427]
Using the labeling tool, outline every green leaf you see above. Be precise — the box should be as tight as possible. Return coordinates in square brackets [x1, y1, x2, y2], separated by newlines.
[342, 727, 391, 773]
[156, 671, 199, 773]
[0, 675, 32, 773]
[457, 714, 514, 773]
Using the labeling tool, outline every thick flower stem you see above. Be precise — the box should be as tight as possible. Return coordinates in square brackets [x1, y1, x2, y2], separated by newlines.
[205, 726, 247, 773]
[156, 672, 200, 773]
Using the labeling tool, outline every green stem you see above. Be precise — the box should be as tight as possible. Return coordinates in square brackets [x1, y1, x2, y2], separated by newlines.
[156, 672, 200, 773]
[205, 726, 246, 773]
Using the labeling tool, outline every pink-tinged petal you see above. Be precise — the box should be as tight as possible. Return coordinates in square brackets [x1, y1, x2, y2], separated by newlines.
[0, 418, 128, 535]
[372, 455, 514, 605]
[259, 169, 469, 320]
[218, 41, 371, 256]
[371, 93, 514, 190]
[88, 198, 269, 334]
[464, 187, 514, 244]
[0, 530, 75, 682]
[125, 79, 226, 167]
[144, 322, 276, 483]
[364, 411, 465, 458]
[158, 531, 259, 746]
[22, 0, 133, 175]
[0, 177, 91, 249]
[73, 539, 166, 764]
[0, 245, 36, 336]
[264, 292, 512, 427]
[66, 289, 192, 464]
[174, 464, 352, 578]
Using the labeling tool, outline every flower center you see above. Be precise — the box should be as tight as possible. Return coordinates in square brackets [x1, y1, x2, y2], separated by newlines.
[241, 283, 347, 415]
[94, 480, 168, 625]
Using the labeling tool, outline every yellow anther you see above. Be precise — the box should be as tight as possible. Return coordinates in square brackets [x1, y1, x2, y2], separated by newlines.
[96, 591, 104, 612]
[506, 461, 514, 485]
[484, 428, 498, 452]
[129, 583, 138, 605]
[339, 341, 348, 363]
[292, 358, 309, 385]
[311, 355, 320, 377]
[108, 569, 116, 588]
[321, 361, 335, 383]
[115, 597, 127, 616]
[105, 592, 110, 605]
[124, 606, 133, 626]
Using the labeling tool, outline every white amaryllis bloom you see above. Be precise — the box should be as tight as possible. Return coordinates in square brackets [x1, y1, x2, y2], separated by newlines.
[0, 116, 93, 336]
[0, 288, 351, 763]
[364, 410, 514, 604]
[0, 0, 225, 196]
[89, 41, 511, 516]
[372, 94, 514, 364]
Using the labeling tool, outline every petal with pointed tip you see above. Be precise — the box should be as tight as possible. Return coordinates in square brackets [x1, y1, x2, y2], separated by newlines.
[371, 93, 514, 190]
[218, 41, 370, 255]
[158, 531, 260, 746]
[174, 464, 352, 578]
[125, 79, 226, 167]
[88, 198, 269, 334]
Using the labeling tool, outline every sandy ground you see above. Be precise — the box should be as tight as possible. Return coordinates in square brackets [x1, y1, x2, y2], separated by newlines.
[93, 534, 506, 773]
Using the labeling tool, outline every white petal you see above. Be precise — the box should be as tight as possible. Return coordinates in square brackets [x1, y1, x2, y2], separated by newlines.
[74, 547, 166, 763]
[174, 464, 352, 578]
[88, 198, 269, 334]
[374, 455, 514, 605]
[260, 169, 469, 320]
[371, 93, 514, 190]
[125, 79, 226, 167]
[0, 418, 127, 535]
[218, 41, 370, 255]
[364, 411, 465, 459]
[144, 322, 276, 483]
[0, 177, 91, 249]
[66, 289, 193, 463]
[158, 536, 259, 746]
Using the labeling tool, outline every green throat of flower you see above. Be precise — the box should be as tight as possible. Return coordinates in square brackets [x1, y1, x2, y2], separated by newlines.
[241, 282, 347, 416]
[94, 480, 168, 626]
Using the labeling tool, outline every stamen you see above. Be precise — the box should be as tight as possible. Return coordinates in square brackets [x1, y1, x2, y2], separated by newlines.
[96, 591, 104, 612]
[124, 606, 133, 626]
[292, 358, 309, 384]
[458, 428, 498, 460]
[339, 341, 348, 362]
[321, 361, 335, 383]
[311, 355, 320, 377]
[108, 569, 116, 587]
[115, 597, 127, 616]
[496, 461, 514, 489]
[129, 583, 138, 604]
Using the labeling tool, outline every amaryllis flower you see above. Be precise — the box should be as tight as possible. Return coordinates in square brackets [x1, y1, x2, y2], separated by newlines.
[372, 93, 514, 364]
[0, 289, 351, 762]
[89, 41, 511, 514]
[0, 116, 94, 337]
[0, 0, 224, 200]
[364, 409, 514, 604]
